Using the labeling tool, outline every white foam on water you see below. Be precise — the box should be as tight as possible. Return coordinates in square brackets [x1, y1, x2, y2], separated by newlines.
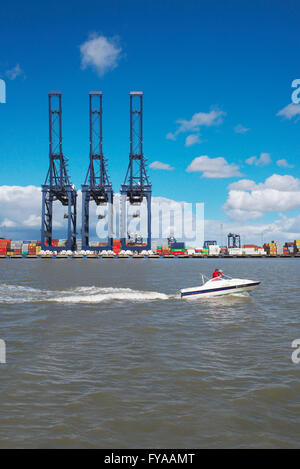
[0, 283, 46, 304]
[0, 284, 174, 304]
[51, 287, 171, 303]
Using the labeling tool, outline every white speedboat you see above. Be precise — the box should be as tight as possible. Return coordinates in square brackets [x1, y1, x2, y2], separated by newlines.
[180, 273, 260, 299]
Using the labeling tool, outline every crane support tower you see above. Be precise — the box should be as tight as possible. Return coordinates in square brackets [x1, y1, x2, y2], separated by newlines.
[41, 92, 77, 251]
[120, 92, 152, 251]
[227, 233, 241, 249]
[81, 92, 113, 251]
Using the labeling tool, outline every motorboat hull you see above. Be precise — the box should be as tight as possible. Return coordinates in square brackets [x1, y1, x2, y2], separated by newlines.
[181, 278, 260, 298]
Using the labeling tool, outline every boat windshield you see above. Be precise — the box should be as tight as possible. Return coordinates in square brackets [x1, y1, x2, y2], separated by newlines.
[200, 272, 232, 284]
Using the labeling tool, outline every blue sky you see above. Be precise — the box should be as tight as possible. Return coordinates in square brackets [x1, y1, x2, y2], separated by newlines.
[0, 0, 300, 242]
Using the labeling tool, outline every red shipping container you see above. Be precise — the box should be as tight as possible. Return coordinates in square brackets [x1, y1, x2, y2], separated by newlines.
[0, 241, 10, 248]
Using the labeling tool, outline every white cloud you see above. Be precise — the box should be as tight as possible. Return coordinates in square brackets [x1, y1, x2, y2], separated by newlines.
[79, 33, 122, 76]
[245, 152, 271, 166]
[149, 161, 174, 171]
[167, 109, 225, 141]
[0, 218, 17, 228]
[262, 174, 300, 191]
[234, 124, 250, 134]
[177, 110, 225, 131]
[6, 64, 24, 80]
[186, 155, 242, 178]
[185, 134, 201, 146]
[227, 179, 258, 191]
[276, 158, 294, 168]
[223, 174, 300, 220]
[245, 156, 256, 165]
[166, 132, 176, 141]
[23, 214, 41, 227]
[277, 103, 300, 121]
[0, 185, 66, 238]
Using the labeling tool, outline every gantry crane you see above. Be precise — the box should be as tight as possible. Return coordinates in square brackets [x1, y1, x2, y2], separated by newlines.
[120, 92, 152, 251]
[81, 92, 113, 251]
[227, 233, 241, 248]
[41, 92, 77, 251]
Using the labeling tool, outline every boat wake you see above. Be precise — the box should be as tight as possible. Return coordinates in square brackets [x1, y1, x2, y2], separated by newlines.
[52, 286, 171, 303]
[0, 284, 175, 304]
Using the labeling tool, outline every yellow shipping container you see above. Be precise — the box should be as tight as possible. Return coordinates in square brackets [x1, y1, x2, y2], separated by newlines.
[295, 240, 300, 245]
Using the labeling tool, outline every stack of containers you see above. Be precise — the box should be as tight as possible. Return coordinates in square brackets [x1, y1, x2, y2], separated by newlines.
[28, 242, 37, 255]
[275, 241, 283, 256]
[161, 241, 169, 251]
[11, 240, 22, 255]
[22, 243, 29, 255]
[284, 242, 294, 254]
[77, 239, 82, 251]
[209, 245, 221, 255]
[243, 244, 258, 255]
[228, 247, 243, 255]
[90, 241, 108, 247]
[170, 241, 185, 255]
[0, 238, 10, 255]
[269, 242, 277, 256]
[201, 248, 209, 256]
[151, 241, 159, 252]
[294, 240, 300, 255]
[58, 239, 67, 248]
[113, 239, 121, 254]
[157, 242, 169, 255]
[283, 245, 290, 256]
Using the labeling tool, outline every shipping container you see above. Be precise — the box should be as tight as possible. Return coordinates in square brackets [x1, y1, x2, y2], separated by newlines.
[229, 248, 243, 255]
[170, 242, 185, 249]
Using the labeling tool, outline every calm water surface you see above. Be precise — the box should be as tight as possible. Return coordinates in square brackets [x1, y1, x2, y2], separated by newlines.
[0, 258, 300, 448]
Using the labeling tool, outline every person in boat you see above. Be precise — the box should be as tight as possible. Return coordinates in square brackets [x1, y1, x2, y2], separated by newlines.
[212, 268, 223, 278]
